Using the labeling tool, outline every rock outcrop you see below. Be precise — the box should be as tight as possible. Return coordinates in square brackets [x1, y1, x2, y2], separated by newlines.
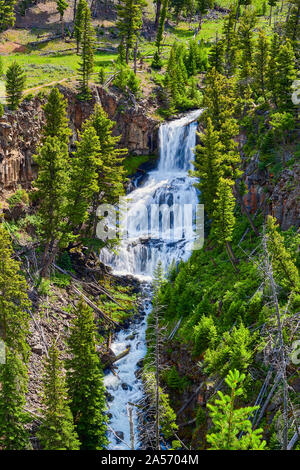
[0, 84, 160, 199]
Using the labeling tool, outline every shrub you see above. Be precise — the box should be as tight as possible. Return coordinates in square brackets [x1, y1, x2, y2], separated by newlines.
[193, 315, 218, 355]
[8, 188, 29, 209]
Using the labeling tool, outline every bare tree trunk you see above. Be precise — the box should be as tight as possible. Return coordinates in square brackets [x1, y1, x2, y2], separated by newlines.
[133, 39, 138, 75]
[263, 232, 289, 450]
[226, 241, 239, 273]
[128, 406, 135, 450]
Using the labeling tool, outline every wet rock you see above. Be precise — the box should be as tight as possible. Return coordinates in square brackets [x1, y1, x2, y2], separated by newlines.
[136, 359, 144, 368]
[106, 392, 114, 402]
[121, 382, 132, 391]
[125, 332, 137, 341]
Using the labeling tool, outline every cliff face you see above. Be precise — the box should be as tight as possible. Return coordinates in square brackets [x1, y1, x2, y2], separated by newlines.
[0, 85, 159, 198]
[242, 152, 300, 231]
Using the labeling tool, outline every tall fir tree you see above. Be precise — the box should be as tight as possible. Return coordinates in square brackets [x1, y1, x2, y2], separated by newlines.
[43, 87, 71, 144]
[222, 7, 238, 77]
[88, 104, 127, 207]
[209, 35, 225, 75]
[0, 225, 30, 358]
[266, 32, 281, 106]
[237, 9, 256, 95]
[0, 225, 31, 449]
[67, 122, 102, 231]
[38, 343, 80, 450]
[34, 137, 70, 277]
[212, 177, 238, 269]
[5, 61, 26, 110]
[253, 29, 269, 101]
[56, 0, 68, 38]
[0, 0, 16, 32]
[266, 216, 299, 292]
[275, 39, 297, 111]
[78, 1, 95, 99]
[74, 0, 85, 53]
[0, 349, 30, 450]
[66, 301, 108, 450]
[155, 0, 168, 52]
[191, 118, 223, 217]
[117, 0, 146, 64]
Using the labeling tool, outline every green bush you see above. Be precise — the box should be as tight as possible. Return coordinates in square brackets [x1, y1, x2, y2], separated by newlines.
[193, 315, 218, 355]
[8, 188, 29, 208]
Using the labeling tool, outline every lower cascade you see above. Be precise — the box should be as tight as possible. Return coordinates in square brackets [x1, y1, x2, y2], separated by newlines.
[103, 109, 202, 450]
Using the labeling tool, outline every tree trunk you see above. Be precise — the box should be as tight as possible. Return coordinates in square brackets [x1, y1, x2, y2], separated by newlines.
[133, 39, 138, 74]
[269, 6, 272, 26]
[155, 0, 162, 30]
[73, 0, 77, 21]
[226, 241, 239, 273]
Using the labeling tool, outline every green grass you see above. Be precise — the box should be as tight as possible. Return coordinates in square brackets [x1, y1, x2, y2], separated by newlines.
[124, 154, 158, 176]
[0, 50, 118, 92]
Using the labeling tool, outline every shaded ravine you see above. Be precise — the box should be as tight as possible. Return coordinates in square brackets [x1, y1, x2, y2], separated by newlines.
[102, 109, 202, 450]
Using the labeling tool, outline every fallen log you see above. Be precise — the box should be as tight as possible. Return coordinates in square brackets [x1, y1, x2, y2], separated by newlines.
[103, 346, 131, 368]
[72, 285, 118, 326]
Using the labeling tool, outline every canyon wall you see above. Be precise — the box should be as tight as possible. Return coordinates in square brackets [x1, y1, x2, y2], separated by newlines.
[0, 84, 159, 197]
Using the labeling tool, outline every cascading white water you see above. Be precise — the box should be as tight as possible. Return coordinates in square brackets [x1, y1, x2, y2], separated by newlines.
[103, 109, 202, 450]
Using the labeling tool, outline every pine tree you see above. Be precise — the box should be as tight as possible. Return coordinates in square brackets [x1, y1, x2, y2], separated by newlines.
[222, 7, 238, 77]
[88, 104, 127, 206]
[0, 224, 30, 358]
[38, 343, 80, 450]
[191, 117, 223, 217]
[275, 40, 297, 111]
[66, 301, 108, 450]
[0, 349, 30, 450]
[56, 0, 68, 38]
[203, 68, 236, 130]
[78, 1, 95, 99]
[156, 0, 168, 51]
[266, 32, 280, 106]
[67, 122, 102, 231]
[0, 0, 16, 32]
[74, 0, 85, 53]
[0, 225, 31, 450]
[207, 370, 266, 450]
[209, 35, 225, 75]
[266, 216, 299, 292]
[34, 137, 70, 277]
[253, 29, 269, 101]
[43, 87, 71, 144]
[212, 177, 238, 270]
[5, 61, 26, 110]
[117, 0, 146, 64]
[237, 9, 256, 95]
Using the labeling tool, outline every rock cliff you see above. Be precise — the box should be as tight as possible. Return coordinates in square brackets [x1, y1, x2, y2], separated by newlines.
[0, 84, 159, 198]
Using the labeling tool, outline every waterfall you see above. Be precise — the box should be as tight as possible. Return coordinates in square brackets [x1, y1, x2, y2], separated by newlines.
[101, 109, 202, 278]
[103, 109, 202, 450]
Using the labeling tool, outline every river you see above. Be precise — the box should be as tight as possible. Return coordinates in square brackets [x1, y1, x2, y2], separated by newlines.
[102, 109, 202, 450]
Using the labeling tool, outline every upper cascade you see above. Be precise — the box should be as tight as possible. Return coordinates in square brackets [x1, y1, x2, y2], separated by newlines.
[100, 109, 203, 278]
